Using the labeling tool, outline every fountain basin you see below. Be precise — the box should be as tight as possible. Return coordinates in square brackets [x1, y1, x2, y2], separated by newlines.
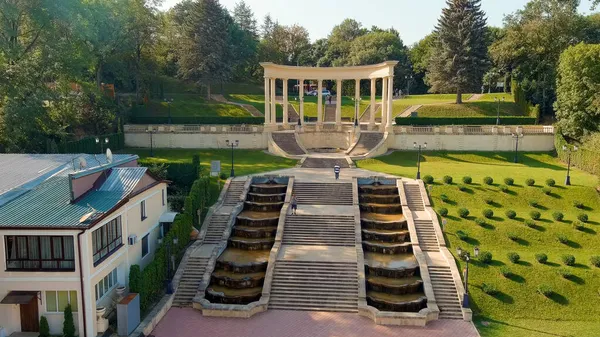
[228, 237, 275, 250]
[216, 249, 269, 273]
[210, 270, 265, 289]
[363, 241, 413, 254]
[250, 183, 287, 194]
[361, 218, 407, 230]
[366, 291, 427, 313]
[360, 203, 402, 214]
[362, 229, 410, 243]
[359, 185, 399, 195]
[364, 252, 420, 278]
[236, 211, 280, 227]
[205, 285, 262, 305]
[366, 276, 423, 295]
[244, 201, 284, 212]
[232, 226, 278, 238]
[247, 192, 286, 203]
[359, 194, 401, 204]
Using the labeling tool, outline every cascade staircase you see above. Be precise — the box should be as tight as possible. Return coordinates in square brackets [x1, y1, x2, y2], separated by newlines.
[272, 133, 306, 156]
[269, 260, 359, 312]
[404, 184, 425, 211]
[283, 215, 355, 246]
[223, 181, 246, 206]
[349, 132, 384, 156]
[292, 182, 353, 205]
[202, 215, 229, 244]
[428, 266, 463, 319]
[300, 157, 349, 168]
[172, 257, 210, 307]
[413, 219, 440, 252]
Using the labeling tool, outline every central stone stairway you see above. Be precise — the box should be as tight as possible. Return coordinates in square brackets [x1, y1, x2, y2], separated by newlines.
[272, 132, 306, 156]
[404, 184, 425, 211]
[292, 182, 353, 205]
[413, 219, 441, 252]
[300, 157, 349, 168]
[428, 266, 463, 319]
[283, 215, 355, 246]
[223, 181, 246, 206]
[202, 215, 229, 244]
[173, 256, 210, 307]
[349, 132, 384, 156]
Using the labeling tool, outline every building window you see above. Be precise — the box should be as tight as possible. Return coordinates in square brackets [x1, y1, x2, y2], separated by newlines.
[162, 189, 165, 206]
[92, 216, 122, 265]
[5, 236, 75, 271]
[140, 200, 147, 220]
[142, 234, 149, 258]
[46, 291, 78, 312]
[95, 268, 118, 302]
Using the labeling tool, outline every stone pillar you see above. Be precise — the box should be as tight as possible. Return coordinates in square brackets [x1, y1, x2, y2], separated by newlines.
[299, 79, 304, 124]
[355, 79, 361, 125]
[336, 79, 342, 129]
[317, 79, 323, 127]
[282, 79, 289, 127]
[387, 76, 394, 129]
[264, 77, 270, 125]
[381, 77, 388, 129]
[369, 78, 376, 130]
[270, 78, 276, 125]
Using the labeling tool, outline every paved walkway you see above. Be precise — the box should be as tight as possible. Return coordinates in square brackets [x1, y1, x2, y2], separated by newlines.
[211, 94, 263, 117]
[398, 104, 423, 118]
[151, 308, 480, 337]
[467, 94, 483, 101]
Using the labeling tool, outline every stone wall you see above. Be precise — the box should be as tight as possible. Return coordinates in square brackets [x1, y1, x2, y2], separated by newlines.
[125, 132, 268, 149]
[391, 133, 554, 152]
[296, 131, 356, 150]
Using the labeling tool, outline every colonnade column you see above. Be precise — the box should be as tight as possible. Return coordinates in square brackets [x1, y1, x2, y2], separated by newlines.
[381, 77, 388, 129]
[355, 79, 361, 126]
[299, 79, 304, 124]
[369, 78, 376, 129]
[317, 80, 323, 126]
[387, 76, 394, 129]
[270, 78, 276, 125]
[264, 77, 270, 125]
[336, 79, 342, 129]
[282, 79, 289, 127]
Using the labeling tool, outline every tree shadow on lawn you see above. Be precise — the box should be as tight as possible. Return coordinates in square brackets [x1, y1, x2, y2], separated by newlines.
[581, 205, 594, 212]
[572, 263, 590, 270]
[463, 237, 480, 246]
[489, 201, 503, 208]
[490, 216, 504, 222]
[586, 220, 599, 226]
[480, 223, 496, 230]
[564, 240, 582, 249]
[578, 226, 596, 235]
[548, 292, 569, 306]
[529, 224, 546, 232]
[442, 200, 458, 206]
[516, 260, 532, 267]
[538, 218, 553, 224]
[445, 215, 461, 221]
[533, 204, 549, 211]
[549, 192, 563, 199]
[564, 274, 585, 285]
[489, 260, 506, 267]
[545, 261, 560, 267]
[507, 273, 526, 283]
[459, 187, 475, 195]
[503, 189, 518, 196]
[491, 291, 514, 304]
[513, 238, 530, 246]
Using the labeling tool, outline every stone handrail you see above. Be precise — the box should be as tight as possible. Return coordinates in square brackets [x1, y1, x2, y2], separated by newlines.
[124, 124, 264, 133]
[394, 125, 554, 135]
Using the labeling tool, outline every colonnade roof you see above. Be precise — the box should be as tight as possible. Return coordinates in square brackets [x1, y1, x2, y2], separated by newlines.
[260, 61, 399, 81]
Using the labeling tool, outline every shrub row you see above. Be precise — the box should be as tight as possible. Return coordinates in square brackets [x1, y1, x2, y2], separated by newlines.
[52, 133, 125, 154]
[129, 116, 265, 125]
[556, 132, 600, 177]
[394, 116, 538, 126]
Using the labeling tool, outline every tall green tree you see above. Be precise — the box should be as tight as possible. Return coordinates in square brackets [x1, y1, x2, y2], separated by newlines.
[233, 1, 258, 39]
[409, 33, 437, 94]
[555, 43, 600, 139]
[426, 0, 488, 103]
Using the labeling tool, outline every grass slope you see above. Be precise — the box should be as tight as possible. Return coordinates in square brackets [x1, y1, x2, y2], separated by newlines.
[357, 151, 600, 337]
[289, 96, 370, 118]
[132, 93, 251, 118]
[389, 94, 473, 117]
[416, 93, 525, 117]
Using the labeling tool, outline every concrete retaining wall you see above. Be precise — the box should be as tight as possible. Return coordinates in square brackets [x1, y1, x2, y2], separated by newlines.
[296, 131, 356, 150]
[392, 133, 554, 152]
[125, 132, 268, 149]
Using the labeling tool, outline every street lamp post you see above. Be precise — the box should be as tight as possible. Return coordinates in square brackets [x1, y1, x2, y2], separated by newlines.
[295, 97, 303, 126]
[95, 137, 109, 154]
[413, 142, 427, 179]
[512, 133, 524, 163]
[562, 144, 578, 185]
[494, 97, 505, 125]
[352, 97, 362, 127]
[405, 75, 413, 96]
[165, 98, 173, 124]
[226, 139, 239, 177]
[463, 254, 471, 308]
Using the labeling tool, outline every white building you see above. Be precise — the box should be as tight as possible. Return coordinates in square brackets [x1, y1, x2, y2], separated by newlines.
[0, 154, 170, 337]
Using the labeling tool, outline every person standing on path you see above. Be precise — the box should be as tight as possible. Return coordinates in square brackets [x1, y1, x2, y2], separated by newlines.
[290, 194, 298, 215]
[334, 165, 341, 180]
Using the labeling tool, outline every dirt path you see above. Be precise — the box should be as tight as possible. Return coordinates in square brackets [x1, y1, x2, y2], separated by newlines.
[467, 94, 483, 101]
[211, 94, 263, 117]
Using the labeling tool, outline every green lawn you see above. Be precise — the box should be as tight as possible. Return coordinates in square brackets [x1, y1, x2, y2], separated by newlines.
[357, 151, 600, 337]
[132, 93, 251, 118]
[227, 94, 283, 117]
[289, 96, 370, 119]
[387, 94, 473, 117]
[126, 148, 297, 176]
[416, 93, 525, 117]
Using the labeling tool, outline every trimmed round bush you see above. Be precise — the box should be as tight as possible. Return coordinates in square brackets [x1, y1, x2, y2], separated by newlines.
[456, 230, 468, 241]
[500, 266, 512, 278]
[500, 185, 509, 193]
[458, 208, 470, 218]
[525, 219, 536, 228]
[552, 211, 564, 221]
[538, 284, 553, 297]
[462, 176, 472, 184]
[479, 251, 493, 264]
[482, 283, 498, 295]
[557, 234, 569, 244]
[423, 175, 434, 184]
[562, 254, 575, 266]
[438, 208, 449, 217]
[440, 194, 449, 203]
[525, 178, 535, 186]
[535, 253, 548, 264]
[507, 232, 519, 241]
[475, 218, 486, 226]
[573, 200, 584, 209]
[528, 199, 539, 207]
[558, 268, 573, 279]
[504, 177, 514, 186]
[458, 184, 468, 192]
[484, 197, 494, 205]
[507, 252, 520, 264]
[219, 172, 228, 180]
[483, 176, 494, 185]
[529, 210, 541, 220]
[482, 209, 494, 219]
[546, 178, 556, 187]
[443, 175, 453, 184]
[573, 220, 585, 231]
[578, 213, 589, 223]
[505, 210, 517, 219]
[590, 256, 600, 268]
[542, 187, 551, 195]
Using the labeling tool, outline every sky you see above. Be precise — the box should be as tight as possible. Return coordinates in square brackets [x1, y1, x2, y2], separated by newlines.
[161, 0, 598, 45]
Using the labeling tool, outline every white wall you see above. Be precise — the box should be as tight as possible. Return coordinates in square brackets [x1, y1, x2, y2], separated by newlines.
[297, 131, 356, 150]
[125, 132, 268, 149]
[391, 134, 555, 152]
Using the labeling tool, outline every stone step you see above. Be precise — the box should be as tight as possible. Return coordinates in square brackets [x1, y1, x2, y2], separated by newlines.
[268, 303, 358, 313]
[273, 277, 357, 285]
[274, 265, 357, 272]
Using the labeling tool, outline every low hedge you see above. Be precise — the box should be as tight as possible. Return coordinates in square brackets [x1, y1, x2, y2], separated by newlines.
[394, 116, 537, 126]
[55, 133, 125, 154]
[129, 116, 265, 125]
[555, 132, 600, 177]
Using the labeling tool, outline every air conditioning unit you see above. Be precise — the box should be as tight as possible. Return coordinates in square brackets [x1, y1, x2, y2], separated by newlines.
[128, 235, 137, 246]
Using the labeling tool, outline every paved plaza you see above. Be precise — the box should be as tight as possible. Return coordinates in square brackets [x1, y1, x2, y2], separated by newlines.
[151, 308, 480, 337]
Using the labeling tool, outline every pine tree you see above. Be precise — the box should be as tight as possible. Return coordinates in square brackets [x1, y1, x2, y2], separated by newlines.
[233, 1, 257, 38]
[63, 304, 76, 337]
[427, 0, 488, 103]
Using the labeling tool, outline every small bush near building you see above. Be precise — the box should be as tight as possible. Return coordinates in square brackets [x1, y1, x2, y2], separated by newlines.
[63, 304, 76, 337]
[504, 177, 514, 186]
[525, 219, 536, 228]
[562, 254, 576, 266]
[573, 200, 584, 209]
[456, 230, 468, 241]
[479, 251, 493, 264]
[483, 209, 494, 219]
[443, 175, 453, 184]
[458, 208, 470, 218]
[578, 213, 589, 223]
[482, 283, 498, 295]
[535, 253, 548, 264]
[439, 208, 449, 217]
[475, 218, 487, 226]
[557, 234, 569, 244]
[500, 266, 512, 278]
[423, 175, 434, 184]
[530, 211, 541, 220]
[590, 256, 600, 268]
[526, 178, 535, 186]
[505, 210, 517, 219]
[507, 252, 520, 263]
[538, 284, 553, 297]
[39, 316, 50, 337]
[483, 176, 494, 185]
[462, 176, 473, 184]
[558, 268, 573, 279]
[546, 178, 556, 187]
[552, 211, 564, 221]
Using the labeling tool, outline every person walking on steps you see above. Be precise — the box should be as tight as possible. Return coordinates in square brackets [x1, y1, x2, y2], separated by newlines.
[291, 194, 298, 215]
[334, 164, 341, 180]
